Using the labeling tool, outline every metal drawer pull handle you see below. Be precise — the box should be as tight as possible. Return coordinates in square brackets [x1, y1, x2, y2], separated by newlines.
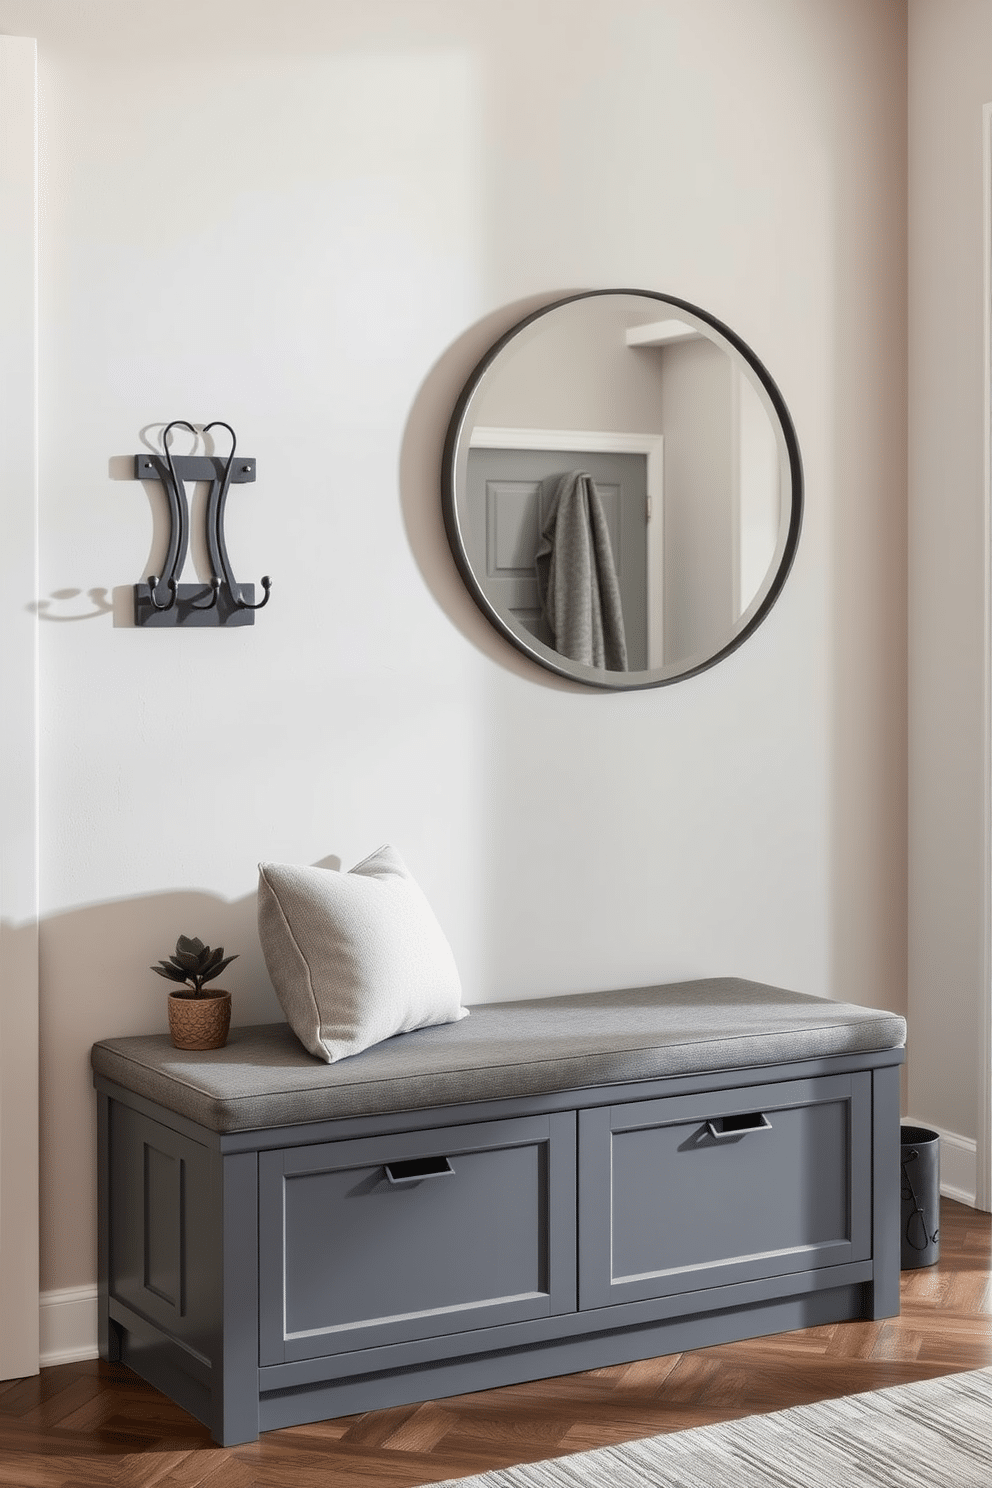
[705, 1112, 772, 1140]
[384, 1155, 455, 1185]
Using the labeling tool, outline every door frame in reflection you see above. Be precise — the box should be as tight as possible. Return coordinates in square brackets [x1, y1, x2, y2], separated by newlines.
[469, 427, 665, 669]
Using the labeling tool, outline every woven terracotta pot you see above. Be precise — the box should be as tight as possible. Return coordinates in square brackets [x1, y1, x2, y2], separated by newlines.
[167, 989, 231, 1051]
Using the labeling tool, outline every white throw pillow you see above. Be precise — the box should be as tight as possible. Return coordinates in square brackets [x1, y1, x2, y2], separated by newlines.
[257, 846, 467, 1063]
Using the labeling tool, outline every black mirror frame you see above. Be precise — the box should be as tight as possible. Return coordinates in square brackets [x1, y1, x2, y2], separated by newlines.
[442, 289, 804, 690]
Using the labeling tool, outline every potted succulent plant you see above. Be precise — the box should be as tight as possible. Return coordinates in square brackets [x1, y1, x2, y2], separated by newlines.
[152, 935, 238, 1050]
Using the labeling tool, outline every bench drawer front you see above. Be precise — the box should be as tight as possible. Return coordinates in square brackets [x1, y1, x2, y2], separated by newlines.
[579, 1073, 871, 1309]
[259, 1110, 576, 1364]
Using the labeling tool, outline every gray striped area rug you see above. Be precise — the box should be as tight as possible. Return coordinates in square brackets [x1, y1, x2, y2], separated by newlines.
[427, 1368, 992, 1487]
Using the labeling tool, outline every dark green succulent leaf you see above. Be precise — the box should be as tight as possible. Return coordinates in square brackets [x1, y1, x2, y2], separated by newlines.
[201, 954, 237, 983]
[152, 962, 191, 984]
[172, 948, 205, 974]
[154, 936, 237, 993]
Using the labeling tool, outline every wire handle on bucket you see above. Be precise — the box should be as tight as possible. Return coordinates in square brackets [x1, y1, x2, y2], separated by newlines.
[901, 1148, 939, 1252]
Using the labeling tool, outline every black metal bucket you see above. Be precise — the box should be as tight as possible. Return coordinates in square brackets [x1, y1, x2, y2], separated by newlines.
[900, 1125, 940, 1269]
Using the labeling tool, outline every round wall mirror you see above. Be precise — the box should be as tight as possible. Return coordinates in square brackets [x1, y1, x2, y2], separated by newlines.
[442, 290, 803, 689]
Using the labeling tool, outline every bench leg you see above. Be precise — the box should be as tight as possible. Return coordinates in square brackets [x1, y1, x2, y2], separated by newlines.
[869, 1062, 902, 1319]
[208, 1149, 260, 1445]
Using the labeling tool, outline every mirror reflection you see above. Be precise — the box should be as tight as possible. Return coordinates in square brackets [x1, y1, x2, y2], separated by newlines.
[442, 291, 802, 689]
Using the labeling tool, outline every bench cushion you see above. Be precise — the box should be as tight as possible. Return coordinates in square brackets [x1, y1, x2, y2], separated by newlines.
[90, 978, 906, 1134]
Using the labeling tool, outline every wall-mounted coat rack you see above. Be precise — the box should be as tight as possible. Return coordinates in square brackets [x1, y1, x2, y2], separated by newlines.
[133, 420, 271, 628]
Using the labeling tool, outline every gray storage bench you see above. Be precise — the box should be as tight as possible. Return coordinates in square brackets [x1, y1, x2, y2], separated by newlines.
[92, 977, 907, 1446]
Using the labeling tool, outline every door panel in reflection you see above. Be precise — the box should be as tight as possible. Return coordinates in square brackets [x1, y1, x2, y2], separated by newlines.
[467, 446, 649, 671]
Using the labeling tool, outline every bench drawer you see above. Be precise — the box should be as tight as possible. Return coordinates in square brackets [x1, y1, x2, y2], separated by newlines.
[578, 1073, 871, 1309]
[259, 1111, 576, 1364]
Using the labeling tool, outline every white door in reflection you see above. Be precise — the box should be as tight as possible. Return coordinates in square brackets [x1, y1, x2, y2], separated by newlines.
[467, 443, 652, 671]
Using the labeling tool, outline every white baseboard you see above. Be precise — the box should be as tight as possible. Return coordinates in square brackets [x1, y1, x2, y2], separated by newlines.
[903, 1118, 978, 1209]
[39, 1285, 98, 1366]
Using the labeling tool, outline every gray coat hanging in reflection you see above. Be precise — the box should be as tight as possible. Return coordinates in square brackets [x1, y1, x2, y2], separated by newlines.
[535, 471, 628, 671]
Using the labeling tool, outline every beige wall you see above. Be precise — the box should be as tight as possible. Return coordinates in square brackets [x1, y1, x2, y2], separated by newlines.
[908, 0, 992, 1161]
[659, 336, 734, 662]
[0, 0, 908, 1292]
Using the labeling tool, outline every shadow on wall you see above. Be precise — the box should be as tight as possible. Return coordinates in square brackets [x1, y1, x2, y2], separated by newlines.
[36, 857, 342, 1048]
[20, 858, 334, 1287]
[397, 288, 585, 693]
[28, 588, 115, 621]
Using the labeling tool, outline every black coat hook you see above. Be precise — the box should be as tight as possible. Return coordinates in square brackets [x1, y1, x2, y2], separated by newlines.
[200, 422, 272, 612]
[143, 419, 197, 612]
[235, 576, 272, 610]
[189, 577, 220, 611]
[132, 421, 270, 627]
[146, 576, 178, 612]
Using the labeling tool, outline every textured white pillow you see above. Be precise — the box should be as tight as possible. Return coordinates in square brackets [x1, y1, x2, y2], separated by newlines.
[257, 846, 467, 1063]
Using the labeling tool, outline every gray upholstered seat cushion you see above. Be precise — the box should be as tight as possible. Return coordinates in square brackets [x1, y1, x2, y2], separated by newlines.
[90, 978, 907, 1134]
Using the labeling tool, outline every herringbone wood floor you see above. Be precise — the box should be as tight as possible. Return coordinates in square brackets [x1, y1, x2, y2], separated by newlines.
[2, 1198, 990, 1487]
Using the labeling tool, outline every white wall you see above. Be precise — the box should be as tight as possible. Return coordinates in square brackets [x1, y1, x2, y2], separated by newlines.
[0, 31, 39, 1380]
[908, 0, 992, 1174]
[0, 0, 908, 1293]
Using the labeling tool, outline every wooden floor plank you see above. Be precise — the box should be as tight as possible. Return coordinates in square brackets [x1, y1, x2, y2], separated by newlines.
[380, 1404, 462, 1453]
[1, 1199, 989, 1488]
